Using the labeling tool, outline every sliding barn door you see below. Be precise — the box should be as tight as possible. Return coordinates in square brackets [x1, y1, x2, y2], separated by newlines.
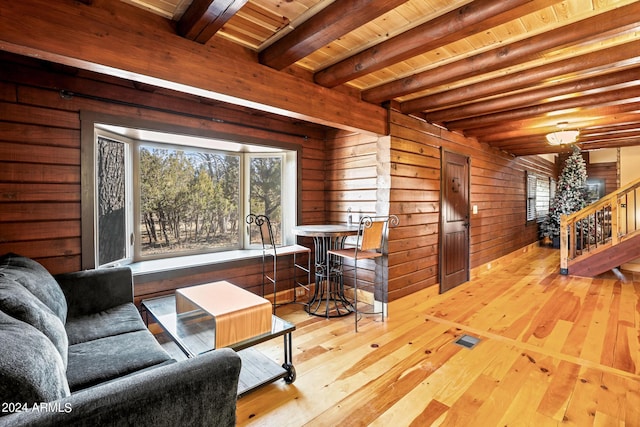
[440, 150, 470, 293]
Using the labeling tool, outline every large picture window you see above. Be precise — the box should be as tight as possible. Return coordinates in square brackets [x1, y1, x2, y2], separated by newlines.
[137, 144, 241, 258]
[82, 116, 298, 269]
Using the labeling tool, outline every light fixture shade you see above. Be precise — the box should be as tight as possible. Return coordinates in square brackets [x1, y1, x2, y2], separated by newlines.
[546, 129, 579, 145]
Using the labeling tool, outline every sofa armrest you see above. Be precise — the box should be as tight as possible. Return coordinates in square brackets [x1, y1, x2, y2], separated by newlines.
[55, 267, 134, 318]
[1, 348, 242, 427]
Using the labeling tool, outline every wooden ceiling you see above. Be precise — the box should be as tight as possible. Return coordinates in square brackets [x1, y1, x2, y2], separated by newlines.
[124, 0, 640, 156]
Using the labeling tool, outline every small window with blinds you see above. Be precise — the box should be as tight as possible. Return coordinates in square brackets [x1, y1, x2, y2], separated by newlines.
[526, 172, 553, 222]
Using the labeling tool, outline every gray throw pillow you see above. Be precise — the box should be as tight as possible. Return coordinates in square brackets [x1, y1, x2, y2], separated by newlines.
[0, 253, 67, 324]
[0, 310, 70, 407]
[0, 278, 68, 368]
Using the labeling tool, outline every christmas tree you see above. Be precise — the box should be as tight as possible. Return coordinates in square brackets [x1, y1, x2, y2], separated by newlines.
[540, 147, 588, 241]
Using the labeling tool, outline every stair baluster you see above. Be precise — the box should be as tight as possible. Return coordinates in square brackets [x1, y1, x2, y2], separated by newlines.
[560, 177, 640, 275]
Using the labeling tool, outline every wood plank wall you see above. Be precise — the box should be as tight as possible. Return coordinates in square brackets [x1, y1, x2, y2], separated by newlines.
[323, 111, 555, 303]
[1, 51, 557, 306]
[583, 152, 617, 194]
[0, 52, 326, 303]
[385, 111, 556, 301]
[324, 130, 384, 299]
[587, 161, 617, 194]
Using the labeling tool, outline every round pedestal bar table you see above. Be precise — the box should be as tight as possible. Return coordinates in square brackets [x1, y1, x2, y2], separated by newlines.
[292, 224, 359, 318]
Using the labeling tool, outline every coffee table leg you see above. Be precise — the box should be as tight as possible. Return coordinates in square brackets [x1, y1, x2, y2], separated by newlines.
[282, 332, 296, 384]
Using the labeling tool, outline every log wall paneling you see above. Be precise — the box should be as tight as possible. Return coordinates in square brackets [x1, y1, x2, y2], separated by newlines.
[586, 162, 617, 195]
[1, 50, 557, 306]
[584, 153, 617, 195]
[324, 110, 554, 303]
[0, 53, 326, 302]
[324, 130, 382, 297]
[387, 110, 555, 301]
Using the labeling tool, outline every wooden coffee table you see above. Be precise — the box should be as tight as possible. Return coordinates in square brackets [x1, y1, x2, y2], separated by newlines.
[175, 281, 273, 348]
[142, 281, 296, 397]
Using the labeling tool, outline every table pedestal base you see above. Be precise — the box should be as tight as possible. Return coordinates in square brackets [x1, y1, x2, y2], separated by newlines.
[307, 276, 354, 318]
[292, 224, 359, 319]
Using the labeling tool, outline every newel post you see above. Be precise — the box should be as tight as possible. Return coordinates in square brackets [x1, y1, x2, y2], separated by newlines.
[560, 214, 569, 275]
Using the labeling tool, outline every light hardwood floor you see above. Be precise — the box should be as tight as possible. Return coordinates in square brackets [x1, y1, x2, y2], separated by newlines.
[231, 246, 640, 426]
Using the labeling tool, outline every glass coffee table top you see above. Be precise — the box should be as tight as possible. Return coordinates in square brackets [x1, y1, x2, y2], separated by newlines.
[142, 294, 295, 356]
[142, 293, 297, 397]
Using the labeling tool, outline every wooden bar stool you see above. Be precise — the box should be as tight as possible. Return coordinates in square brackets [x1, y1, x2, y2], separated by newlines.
[327, 215, 399, 331]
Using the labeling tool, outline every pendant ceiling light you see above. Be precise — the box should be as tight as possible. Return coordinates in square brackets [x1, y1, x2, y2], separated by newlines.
[546, 122, 579, 145]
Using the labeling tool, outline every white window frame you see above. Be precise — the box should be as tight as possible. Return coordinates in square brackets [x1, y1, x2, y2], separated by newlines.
[95, 131, 134, 267]
[81, 113, 299, 269]
[526, 172, 537, 222]
[243, 151, 298, 248]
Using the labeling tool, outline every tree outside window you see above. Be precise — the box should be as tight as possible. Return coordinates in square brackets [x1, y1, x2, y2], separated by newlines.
[97, 137, 127, 266]
[139, 146, 240, 257]
[249, 156, 282, 245]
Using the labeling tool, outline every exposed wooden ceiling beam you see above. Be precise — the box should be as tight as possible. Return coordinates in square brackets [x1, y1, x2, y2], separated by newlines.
[472, 108, 640, 142]
[178, 0, 249, 43]
[504, 133, 640, 156]
[0, 0, 387, 135]
[314, 0, 546, 88]
[578, 130, 640, 144]
[445, 85, 640, 131]
[259, 0, 406, 71]
[401, 40, 640, 114]
[494, 128, 639, 151]
[487, 120, 640, 149]
[425, 67, 640, 123]
[362, 1, 640, 104]
[579, 123, 640, 137]
[509, 146, 578, 156]
[578, 137, 640, 151]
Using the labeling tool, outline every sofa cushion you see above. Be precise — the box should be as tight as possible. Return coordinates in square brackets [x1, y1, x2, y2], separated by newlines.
[57, 267, 134, 319]
[65, 303, 146, 345]
[0, 310, 70, 407]
[67, 329, 173, 392]
[0, 278, 68, 367]
[0, 253, 67, 324]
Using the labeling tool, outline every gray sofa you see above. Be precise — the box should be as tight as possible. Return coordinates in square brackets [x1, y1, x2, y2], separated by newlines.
[0, 253, 241, 427]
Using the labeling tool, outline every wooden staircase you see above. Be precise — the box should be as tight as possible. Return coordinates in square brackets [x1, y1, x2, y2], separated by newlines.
[560, 176, 640, 277]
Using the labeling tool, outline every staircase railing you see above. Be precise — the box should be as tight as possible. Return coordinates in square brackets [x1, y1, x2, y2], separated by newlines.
[560, 176, 640, 274]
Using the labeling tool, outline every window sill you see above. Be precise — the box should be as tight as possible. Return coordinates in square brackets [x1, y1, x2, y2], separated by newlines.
[129, 249, 264, 278]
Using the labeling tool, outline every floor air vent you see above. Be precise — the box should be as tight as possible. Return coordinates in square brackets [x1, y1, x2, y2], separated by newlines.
[454, 334, 480, 349]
